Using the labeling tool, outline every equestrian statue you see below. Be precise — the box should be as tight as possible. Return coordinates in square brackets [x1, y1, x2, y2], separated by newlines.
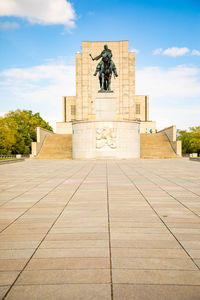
[89, 44, 118, 92]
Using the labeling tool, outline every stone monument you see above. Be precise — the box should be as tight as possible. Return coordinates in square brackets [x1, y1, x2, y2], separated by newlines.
[32, 41, 182, 159]
[56, 41, 153, 159]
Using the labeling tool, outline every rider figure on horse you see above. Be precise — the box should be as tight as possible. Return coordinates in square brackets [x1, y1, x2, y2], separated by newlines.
[91, 44, 118, 77]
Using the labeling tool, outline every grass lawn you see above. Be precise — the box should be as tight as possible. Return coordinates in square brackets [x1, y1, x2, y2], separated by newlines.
[0, 158, 16, 160]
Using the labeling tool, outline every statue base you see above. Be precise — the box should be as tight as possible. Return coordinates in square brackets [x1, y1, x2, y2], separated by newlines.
[95, 93, 116, 121]
[98, 89, 113, 93]
[72, 121, 140, 159]
[72, 93, 140, 159]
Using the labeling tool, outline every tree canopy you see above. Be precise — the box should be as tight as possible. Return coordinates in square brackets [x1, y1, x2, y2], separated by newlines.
[178, 126, 200, 154]
[0, 109, 53, 155]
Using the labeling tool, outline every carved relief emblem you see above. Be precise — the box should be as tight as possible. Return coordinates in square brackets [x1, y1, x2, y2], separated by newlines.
[96, 127, 117, 149]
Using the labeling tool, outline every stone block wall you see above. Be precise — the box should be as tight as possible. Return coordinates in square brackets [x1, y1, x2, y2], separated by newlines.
[75, 41, 137, 121]
[61, 40, 151, 127]
[134, 95, 149, 121]
[62, 96, 76, 122]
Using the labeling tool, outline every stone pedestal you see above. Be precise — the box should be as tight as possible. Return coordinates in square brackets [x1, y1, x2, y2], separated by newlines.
[95, 93, 117, 121]
[72, 121, 140, 159]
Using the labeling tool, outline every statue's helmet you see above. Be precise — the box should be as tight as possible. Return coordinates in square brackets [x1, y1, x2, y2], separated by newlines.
[104, 44, 108, 50]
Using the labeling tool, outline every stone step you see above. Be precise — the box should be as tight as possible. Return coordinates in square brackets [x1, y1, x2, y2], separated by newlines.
[37, 134, 72, 159]
[140, 132, 177, 159]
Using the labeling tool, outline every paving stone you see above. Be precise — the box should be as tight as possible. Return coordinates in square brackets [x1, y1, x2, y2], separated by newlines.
[0, 286, 10, 299]
[113, 284, 200, 300]
[167, 222, 200, 228]
[0, 271, 19, 286]
[112, 257, 197, 270]
[111, 233, 175, 241]
[40, 240, 109, 248]
[46, 233, 109, 240]
[163, 217, 200, 223]
[26, 257, 110, 270]
[186, 249, 200, 259]
[110, 221, 163, 228]
[175, 234, 200, 241]
[0, 241, 40, 250]
[16, 269, 110, 285]
[0, 234, 44, 242]
[194, 259, 200, 268]
[6, 284, 111, 300]
[110, 217, 161, 222]
[3, 224, 50, 234]
[111, 240, 181, 248]
[34, 247, 109, 258]
[110, 227, 168, 233]
[50, 227, 108, 233]
[181, 241, 200, 249]
[0, 249, 35, 259]
[112, 269, 200, 284]
[171, 228, 200, 234]
[0, 259, 28, 271]
[111, 248, 188, 258]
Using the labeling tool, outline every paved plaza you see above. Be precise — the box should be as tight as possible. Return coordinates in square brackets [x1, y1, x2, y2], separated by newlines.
[0, 159, 200, 299]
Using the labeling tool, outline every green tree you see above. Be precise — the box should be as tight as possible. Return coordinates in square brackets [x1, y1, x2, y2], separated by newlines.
[0, 110, 53, 155]
[190, 127, 200, 154]
[0, 117, 17, 155]
[178, 127, 200, 154]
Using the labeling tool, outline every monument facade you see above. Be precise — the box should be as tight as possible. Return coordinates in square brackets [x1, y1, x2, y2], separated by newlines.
[57, 41, 154, 126]
[56, 41, 155, 159]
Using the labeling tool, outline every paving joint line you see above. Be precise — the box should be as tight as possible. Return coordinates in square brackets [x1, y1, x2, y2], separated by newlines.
[121, 162, 200, 220]
[3, 162, 96, 300]
[0, 159, 64, 200]
[3, 282, 200, 287]
[116, 161, 200, 272]
[0, 163, 76, 208]
[0, 163, 88, 234]
[136, 166, 200, 218]
[106, 161, 114, 300]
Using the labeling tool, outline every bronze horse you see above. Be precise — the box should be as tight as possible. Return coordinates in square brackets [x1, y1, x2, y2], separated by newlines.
[89, 46, 118, 93]
[98, 58, 113, 92]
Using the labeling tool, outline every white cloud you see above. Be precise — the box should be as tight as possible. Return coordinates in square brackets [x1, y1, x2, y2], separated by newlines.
[0, 60, 75, 130]
[153, 47, 190, 57]
[136, 65, 200, 99]
[192, 49, 200, 56]
[0, 21, 19, 29]
[131, 48, 140, 54]
[136, 65, 200, 129]
[0, 0, 75, 28]
[163, 47, 190, 57]
[0, 112, 6, 117]
[153, 48, 163, 55]
[151, 106, 200, 131]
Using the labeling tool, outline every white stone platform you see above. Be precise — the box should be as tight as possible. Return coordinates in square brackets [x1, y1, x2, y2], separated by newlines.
[72, 121, 140, 159]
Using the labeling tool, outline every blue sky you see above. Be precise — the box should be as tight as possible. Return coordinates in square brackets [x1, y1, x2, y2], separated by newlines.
[0, 0, 200, 130]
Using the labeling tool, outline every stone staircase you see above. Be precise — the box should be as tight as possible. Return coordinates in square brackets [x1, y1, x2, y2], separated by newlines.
[37, 134, 72, 159]
[37, 132, 177, 160]
[140, 132, 177, 159]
